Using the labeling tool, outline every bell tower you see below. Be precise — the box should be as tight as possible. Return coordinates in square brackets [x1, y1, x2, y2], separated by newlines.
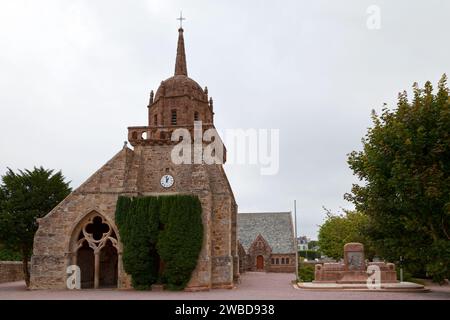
[128, 27, 215, 146]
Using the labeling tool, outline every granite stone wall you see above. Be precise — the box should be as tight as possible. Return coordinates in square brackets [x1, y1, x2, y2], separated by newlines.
[30, 144, 237, 290]
[0, 261, 25, 284]
[268, 254, 296, 273]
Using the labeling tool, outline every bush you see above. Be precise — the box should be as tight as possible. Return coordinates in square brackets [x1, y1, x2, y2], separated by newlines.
[298, 263, 315, 282]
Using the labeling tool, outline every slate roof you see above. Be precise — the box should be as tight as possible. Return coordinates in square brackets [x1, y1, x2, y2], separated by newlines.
[238, 212, 296, 254]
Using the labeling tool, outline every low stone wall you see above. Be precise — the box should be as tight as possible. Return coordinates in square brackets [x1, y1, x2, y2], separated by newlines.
[0, 261, 24, 283]
[268, 265, 296, 273]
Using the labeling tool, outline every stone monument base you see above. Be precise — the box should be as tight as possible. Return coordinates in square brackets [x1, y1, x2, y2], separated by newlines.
[314, 243, 399, 285]
[305, 243, 427, 291]
[296, 281, 428, 292]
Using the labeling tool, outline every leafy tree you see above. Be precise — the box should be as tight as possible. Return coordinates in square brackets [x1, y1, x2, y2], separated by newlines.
[0, 167, 71, 286]
[0, 243, 21, 261]
[346, 75, 450, 282]
[318, 209, 374, 260]
[307, 240, 319, 250]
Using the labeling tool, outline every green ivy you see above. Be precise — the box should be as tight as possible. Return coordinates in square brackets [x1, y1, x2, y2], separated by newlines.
[157, 195, 203, 290]
[115, 195, 203, 290]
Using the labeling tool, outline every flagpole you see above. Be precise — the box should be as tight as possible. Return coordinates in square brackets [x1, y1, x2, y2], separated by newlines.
[294, 200, 299, 281]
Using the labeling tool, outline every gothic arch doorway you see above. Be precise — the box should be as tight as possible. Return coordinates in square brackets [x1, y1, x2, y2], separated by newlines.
[74, 214, 119, 289]
[256, 255, 264, 270]
[77, 241, 94, 288]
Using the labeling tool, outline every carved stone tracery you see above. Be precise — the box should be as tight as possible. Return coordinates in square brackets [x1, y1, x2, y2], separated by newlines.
[76, 216, 118, 255]
[74, 215, 119, 289]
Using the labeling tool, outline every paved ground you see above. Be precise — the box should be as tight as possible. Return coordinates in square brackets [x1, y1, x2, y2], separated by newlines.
[0, 272, 449, 300]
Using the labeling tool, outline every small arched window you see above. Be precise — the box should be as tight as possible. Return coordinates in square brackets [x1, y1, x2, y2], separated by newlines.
[281, 258, 285, 264]
[194, 111, 200, 122]
[276, 258, 279, 265]
[171, 110, 177, 125]
[154, 114, 158, 125]
[286, 258, 290, 264]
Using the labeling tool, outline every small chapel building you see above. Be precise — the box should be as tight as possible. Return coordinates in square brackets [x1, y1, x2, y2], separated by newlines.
[30, 27, 238, 291]
[238, 212, 296, 273]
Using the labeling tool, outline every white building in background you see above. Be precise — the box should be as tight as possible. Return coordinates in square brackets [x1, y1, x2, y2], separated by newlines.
[297, 236, 309, 251]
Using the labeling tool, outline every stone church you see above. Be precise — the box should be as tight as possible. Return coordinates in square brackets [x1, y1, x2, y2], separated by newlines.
[238, 212, 296, 273]
[30, 27, 238, 291]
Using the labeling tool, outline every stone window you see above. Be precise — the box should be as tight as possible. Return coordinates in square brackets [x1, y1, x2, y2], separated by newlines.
[154, 114, 158, 125]
[171, 110, 177, 125]
[281, 258, 285, 264]
[286, 258, 290, 264]
[271, 258, 275, 264]
[194, 111, 200, 122]
[276, 258, 279, 265]
[74, 215, 119, 289]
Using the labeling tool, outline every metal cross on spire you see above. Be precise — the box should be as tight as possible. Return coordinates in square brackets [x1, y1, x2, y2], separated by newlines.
[177, 11, 186, 29]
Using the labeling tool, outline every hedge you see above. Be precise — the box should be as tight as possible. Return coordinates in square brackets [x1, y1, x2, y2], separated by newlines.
[157, 195, 203, 290]
[115, 195, 203, 290]
[298, 250, 321, 260]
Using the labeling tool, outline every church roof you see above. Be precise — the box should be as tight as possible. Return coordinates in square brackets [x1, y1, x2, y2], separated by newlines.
[154, 75, 205, 101]
[238, 212, 296, 254]
[154, 27, 207, 102]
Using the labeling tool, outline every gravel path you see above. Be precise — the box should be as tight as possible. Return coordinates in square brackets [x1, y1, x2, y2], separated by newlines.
[0, 272, 449, 300]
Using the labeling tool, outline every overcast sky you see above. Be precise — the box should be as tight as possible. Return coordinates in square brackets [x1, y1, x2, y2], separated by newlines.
[1, 0, 449, 239]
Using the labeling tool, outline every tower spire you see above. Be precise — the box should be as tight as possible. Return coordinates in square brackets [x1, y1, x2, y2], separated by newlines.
[174, 13, 188, 76]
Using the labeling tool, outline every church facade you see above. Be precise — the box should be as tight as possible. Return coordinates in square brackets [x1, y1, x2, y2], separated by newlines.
[238, 212, 296, 273]
[30, 27, 238, 291]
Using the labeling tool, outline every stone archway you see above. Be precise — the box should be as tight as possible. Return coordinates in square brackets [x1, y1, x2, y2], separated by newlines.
[99, 239, 118, 288]
[77, 241, 94, 288]
[73, 214, 119, 289]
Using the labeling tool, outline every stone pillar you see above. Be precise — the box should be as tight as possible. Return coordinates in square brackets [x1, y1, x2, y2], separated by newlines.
[94, 251, 100, 289]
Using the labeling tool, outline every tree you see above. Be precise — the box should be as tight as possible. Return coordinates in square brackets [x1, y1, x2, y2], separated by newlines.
[318, 209, 374, 260]
[307, 240, 319, 250]
[346, 75, 450, 282]
[0, 167, 71, 286]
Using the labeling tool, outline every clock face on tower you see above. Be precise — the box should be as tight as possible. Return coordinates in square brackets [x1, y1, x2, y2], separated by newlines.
[160, 174, 174, 188]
